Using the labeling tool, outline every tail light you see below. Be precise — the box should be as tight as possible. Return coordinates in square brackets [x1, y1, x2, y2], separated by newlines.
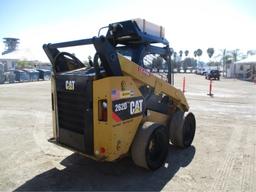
[100, 147, 106, 154]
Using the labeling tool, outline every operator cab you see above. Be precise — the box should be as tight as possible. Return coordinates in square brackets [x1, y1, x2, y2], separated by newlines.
[106, 19, 171, 68]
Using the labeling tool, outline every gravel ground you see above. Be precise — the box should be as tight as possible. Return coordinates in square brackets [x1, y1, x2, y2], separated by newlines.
[0, 74, 255, 191]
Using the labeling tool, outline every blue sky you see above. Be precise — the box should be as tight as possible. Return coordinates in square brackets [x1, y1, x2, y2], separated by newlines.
[0, 0, 106, 35]
[0, 0, 256, 61]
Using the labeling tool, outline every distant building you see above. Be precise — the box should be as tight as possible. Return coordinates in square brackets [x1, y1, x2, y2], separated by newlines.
[1, 37, 20, 71]
[226, 55, 256, 81]
[0, 38, 47, 72]
[2, 38, 20, 55]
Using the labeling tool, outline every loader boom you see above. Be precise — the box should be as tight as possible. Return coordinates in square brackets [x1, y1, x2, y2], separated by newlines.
[118, 55, 189, 111]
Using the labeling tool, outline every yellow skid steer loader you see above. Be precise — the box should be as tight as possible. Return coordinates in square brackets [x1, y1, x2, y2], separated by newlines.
[43, 19, 196, 170]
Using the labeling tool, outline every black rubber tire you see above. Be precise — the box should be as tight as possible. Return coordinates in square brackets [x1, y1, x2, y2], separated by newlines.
[131, 122, 169, 170]
[169, 111, 196, 148]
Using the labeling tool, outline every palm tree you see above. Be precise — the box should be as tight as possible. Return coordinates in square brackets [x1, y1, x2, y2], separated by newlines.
[230, 49, 240, 62]
[196, 49, 203, 57]
[196, 49, 203, 70]
[194, 50, 197, 58]
[222, 49, 228, 77]
[179, 50, 183, 58]
[207, 48, 214, 58]
[173, 52, 177, 61]
[173, 52, 177, 69]
[215, 49, 230, 77]
[247, 50, 256, 56]
[185, 50, 189, 57]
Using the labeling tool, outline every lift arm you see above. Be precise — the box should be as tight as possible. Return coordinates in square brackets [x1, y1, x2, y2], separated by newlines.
[118, 54, 189, 112]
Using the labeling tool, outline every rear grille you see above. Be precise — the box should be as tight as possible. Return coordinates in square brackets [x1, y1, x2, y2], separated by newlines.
[57, 91, 87, 134]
